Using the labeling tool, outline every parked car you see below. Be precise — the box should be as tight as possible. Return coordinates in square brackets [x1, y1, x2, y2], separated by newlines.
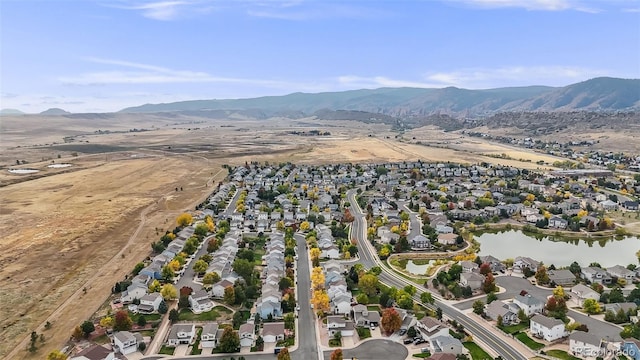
[369, 323, 376, 330]
[398, 329, 407, 336]
[403, 338, 413, 345]
[414, 338, 426, 345]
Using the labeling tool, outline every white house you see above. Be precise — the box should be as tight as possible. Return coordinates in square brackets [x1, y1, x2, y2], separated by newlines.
[416, 317, 449, 340]
[530, 314, 567, 342]
[71, 344, 115, 360]
[200, 323, 219, 348]
[460, 272, 484, 290]
[189, 289, 214, 314]
[321, 245, 341, 259]
[352, 304, 381, 327]
[239, 323, 255, 348]
[211, 279, 234, 299]
[327, 315, 355, 337]
[120, 283, 148, 304]
[580, 267, 612, 285]
[431, 335, 464, 355]
[571, 284, 601, 306]
[460, 261, 479, 273]
[138, 293, 163, 314]
[485, 301, 518, 325]
[167, 324, 196, 346]
[113, 331, 138, 355]
[569, 331, 602, 358]
[607, 265, 636, 281]
[513, 294, 544, 316]
[331, 293, 353, 315]
[262, 322, 285, 343]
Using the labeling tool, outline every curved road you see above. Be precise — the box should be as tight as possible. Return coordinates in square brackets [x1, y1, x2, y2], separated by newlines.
[347, 190, 527, 360]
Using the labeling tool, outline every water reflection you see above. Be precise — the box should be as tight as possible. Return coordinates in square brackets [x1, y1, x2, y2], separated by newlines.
[474, 230, 639, 267]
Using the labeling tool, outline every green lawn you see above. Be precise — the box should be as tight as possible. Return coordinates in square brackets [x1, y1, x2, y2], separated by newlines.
[214, 306, 233, 314]
[159, 345, 175, 355]
[463, 342, 492, 360]
[515, 333, 545, 351]
[366, 305, 381, 311]
[499, 322, 529, 334]
[328, 339, 341, 347]
[356, 327, 371, 339]
[545, 350, 580, 360]
[190, 328, 203, 355]
[130, 312, 162, 323]
[412, 353, 431, 358]
[178, 308, 221, 321]
[93, 334, 110, 344]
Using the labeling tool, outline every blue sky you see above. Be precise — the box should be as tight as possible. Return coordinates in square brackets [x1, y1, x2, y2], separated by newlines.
[1, 0, 639, 113]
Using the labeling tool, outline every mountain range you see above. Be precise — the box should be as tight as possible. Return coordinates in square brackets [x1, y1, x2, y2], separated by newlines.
[120, 77, 640, 117]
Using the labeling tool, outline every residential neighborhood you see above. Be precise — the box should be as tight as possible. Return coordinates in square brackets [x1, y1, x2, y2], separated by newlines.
[56, 161, 639, 360]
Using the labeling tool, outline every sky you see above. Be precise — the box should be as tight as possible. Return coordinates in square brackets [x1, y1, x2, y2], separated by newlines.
[1, 0, 639, 113]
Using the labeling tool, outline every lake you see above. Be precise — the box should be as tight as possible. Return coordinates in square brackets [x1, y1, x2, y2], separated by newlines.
[474, 230, 640, 268]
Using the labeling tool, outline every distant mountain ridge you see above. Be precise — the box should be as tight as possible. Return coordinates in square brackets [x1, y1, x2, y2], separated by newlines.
[120, 77, 640, 117]
[40, 108, 71, 115]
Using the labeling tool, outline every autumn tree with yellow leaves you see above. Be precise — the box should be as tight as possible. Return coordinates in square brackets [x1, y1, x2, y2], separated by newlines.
[176, 213, 193, 227]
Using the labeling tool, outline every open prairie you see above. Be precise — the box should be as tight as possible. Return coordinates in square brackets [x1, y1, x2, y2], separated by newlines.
[0, 113, 627, 358]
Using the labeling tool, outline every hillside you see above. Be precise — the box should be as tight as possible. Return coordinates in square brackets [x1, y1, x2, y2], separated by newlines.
[40, 108, 71, 115]
[120, 77, 640, 117]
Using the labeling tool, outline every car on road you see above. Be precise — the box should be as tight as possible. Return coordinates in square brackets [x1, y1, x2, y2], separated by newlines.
[296, 305, 300, 311]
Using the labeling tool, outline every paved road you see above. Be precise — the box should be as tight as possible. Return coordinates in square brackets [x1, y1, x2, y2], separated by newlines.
[293, 233, 321, 359]
[399, 200, 422, 240]
[322, 339, 408, 360]
[347, 190, 528, 360]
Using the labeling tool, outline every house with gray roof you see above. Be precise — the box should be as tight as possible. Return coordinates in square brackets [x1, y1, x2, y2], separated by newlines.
[166, 324, 196, 346]
[530, 314, 567, 341]
[569, 331, 602, 357]
[200, 323, 219, 348]
[352, 304, 380, 327]
[431, 336, 463, 355]
[113, 331, 138, 355]
[548, 269, 576, 287]
[513, 294, 544, 316]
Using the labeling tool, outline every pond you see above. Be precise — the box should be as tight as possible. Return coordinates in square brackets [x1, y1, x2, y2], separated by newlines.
[405, 260, 433, 275]
[474, 229, 640, 268]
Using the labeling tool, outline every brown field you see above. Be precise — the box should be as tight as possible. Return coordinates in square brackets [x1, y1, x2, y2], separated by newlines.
[0, 113, 631, 358]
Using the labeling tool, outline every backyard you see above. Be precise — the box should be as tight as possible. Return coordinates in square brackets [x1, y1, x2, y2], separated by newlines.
[463, 342, 492, 360]
[515, 333, 545, 351]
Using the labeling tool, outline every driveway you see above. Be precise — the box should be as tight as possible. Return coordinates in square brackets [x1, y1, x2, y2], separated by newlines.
[174, 344, 189, 356]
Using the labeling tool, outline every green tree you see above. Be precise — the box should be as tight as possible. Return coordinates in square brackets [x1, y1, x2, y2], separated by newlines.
[161, 265, 175, 281]
[133, 262, 145, 275]
[137, 315, 147, 327]
[404, 285, 416, 296]
[436, 307, 443, 320]
[80, 320, 95, 338]
[535, 266, 550, 285]
[420, 292, 434, 304]
[158, 300, 168, 314]
[279, 277, 293, 290]
[358, 274, 379, 297]
[472, 300, 485, 315]
[355, 293, 369, 305]
[218, 327, 240, 353]
[193, 260, 208, 274]
[203, 272, 220, 285]
[284, 313, 295, 330]
[169, 309, 179, 323]
[486, 292, 498, 304]
[161, 284, 178, 301]
[194, 223, 209, 237]
[233, 259, 254, 283]
[583, 298, 601, 314]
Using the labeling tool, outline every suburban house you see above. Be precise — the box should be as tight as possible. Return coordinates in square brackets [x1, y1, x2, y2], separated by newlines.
[138, 293, 163, 314]
[580, 267, 612, 284]
[120, 283, 148, 304]
[571, 284, 601, 306]
[332, 293, 353, 315]
[189, 289, 214, 314]
[603, 302, 638, 314]
[437, 233, 457, 246]
[513, 257, 540, 273]
[530, 314, 567, 342]
[460, 261, 479, 273]
[239, 323, 255, 348]
[262, 322, 286, 343]
[166, 324, 196, 346]
[548, 216, 568, 229]
[430, 335, 464, 355]
[513, 294, 544, 316]
[352, 304, 380, 327]
[416, 317, 449, 340]
[327, 315, 355, 337]
[485, 300, 518, 325]
[411, 235, 432, 249]
[460, 272, 484, 290]
[623, 201, 639, 211]
[600, 199, 619, 211]
[257, 293, 282, 319]
[200, 323, 219, 348]
[569, 331, 602, 358]
[607, 265, 636, 281]
[548, 269, 576, 287]
[479, 255, 506, 273]
[112, 331, 138, 355]
[211, 279, 235, 299]
[70, 344, 115, 360]
[621, 339, 640, 360]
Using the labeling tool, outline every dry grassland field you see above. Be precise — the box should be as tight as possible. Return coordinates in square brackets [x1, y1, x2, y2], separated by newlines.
[0, 113, 632, 358]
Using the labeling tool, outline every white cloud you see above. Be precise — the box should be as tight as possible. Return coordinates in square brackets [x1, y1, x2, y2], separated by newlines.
[447, 0, 601, 12]
[60, 57, 293, 86]
[337, 75, 444, 89]
[107, 0, 214, 20]
[422, 65, 613, 88]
